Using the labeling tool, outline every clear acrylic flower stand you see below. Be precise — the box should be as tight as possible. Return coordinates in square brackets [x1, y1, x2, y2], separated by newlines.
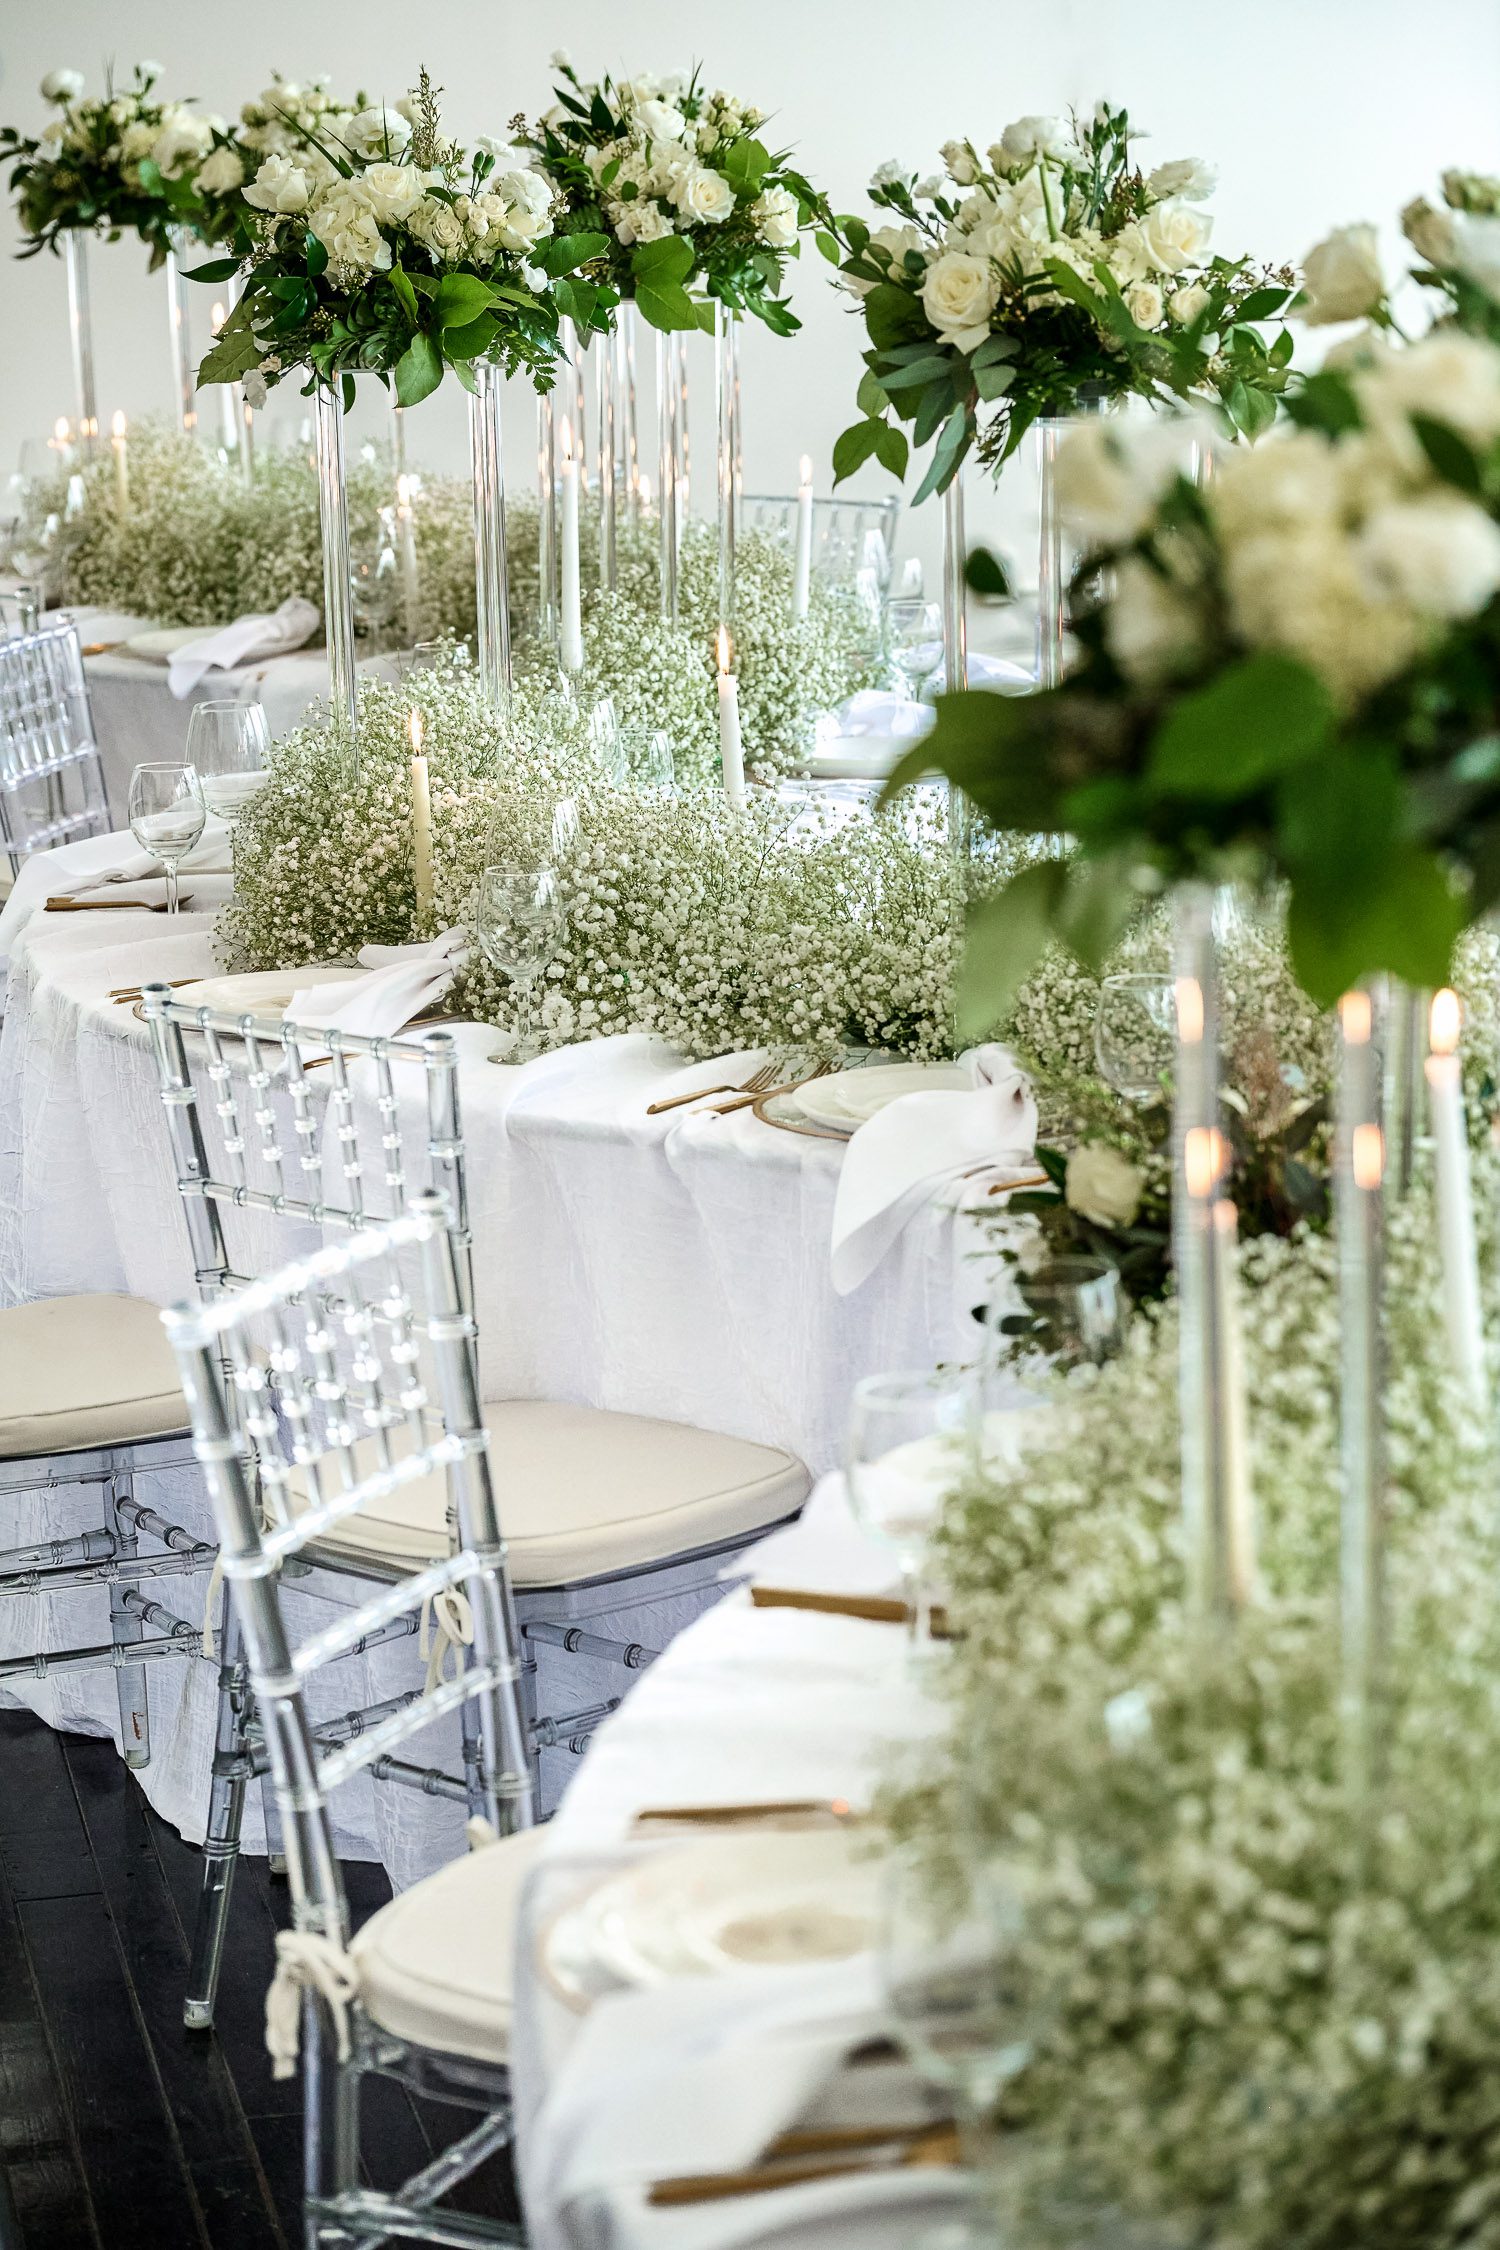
[469, 359, 512, 716]
[63, 231, 99, 452]
[313, 383, 358, 758]
[164, 227, 197, 435]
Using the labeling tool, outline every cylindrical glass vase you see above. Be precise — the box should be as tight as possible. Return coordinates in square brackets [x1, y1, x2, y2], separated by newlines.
[63, 231, 99, 452]
[597, 328, 618, 591]
[1033, 397, 1106, 689]
[714, 303, 740, 632]
[942, 469, 970, 854]
[469, 360, 512, 716]
[657, 328, 681, 624]
[537, 391, 558, 645]
[1334, 984, 1388, 1824]
[622, 302, 642, 517]
[1171, 883, 1254, 1625]
[164, 227, 197, 435]
[313, 383, 358, 751]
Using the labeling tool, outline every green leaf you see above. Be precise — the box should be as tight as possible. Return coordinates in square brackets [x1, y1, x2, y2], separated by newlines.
[1235, 286, 1293, 321]
[1145, 652, 1333, 800]
[956, 863, 1068, 1037]
[1290, 369, 1362, 436]
[632, 234, 694, 281]
[973, 359, 1014, 402]
[970, 333, 1018, 370]
[965, 547, 1012, 598]
[305, 232, 328, 279]
[882, 687, 1068, 833]
[393, 329, 443, 408]
[831, 418, 884, 485]
[872, 422, 908, 480]
[720, 136, 771, 195]
[434, 273, 500, 329]
[631, 234, 703, 329]
[1288, 847, 1467, 1006]
[879, 354, 957, 391]
[181, 256, 241, 282]
[535, 229, 611, 277]
[910, 405, 971, 504]
[441, 315, 497, 361]
[862, 281, 930, 352]
[814, 229, 841, 265]
[856, 368, 889, 418]
[1055, 853, 1139, 975]
[389, 265, 419, 326]
[1410, 412, 1484, 494]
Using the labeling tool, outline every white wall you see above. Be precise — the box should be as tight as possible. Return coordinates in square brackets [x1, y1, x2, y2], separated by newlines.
[2, 0, 1499, 584]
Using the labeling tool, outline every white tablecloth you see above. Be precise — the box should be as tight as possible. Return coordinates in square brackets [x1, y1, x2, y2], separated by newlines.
[511, 1474, 968, 2250]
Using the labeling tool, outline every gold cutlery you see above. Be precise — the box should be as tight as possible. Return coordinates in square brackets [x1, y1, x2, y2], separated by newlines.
[710, 1059, 836, 1116]
[750, 1585, 953, 1637]
[646, 1058, 779, 1116]
[647, 2120, 960, 2205]
[109, 977, 199, 1003]
[46, 894, 194, 914]
[80, 640, 124, 656]
[632, 1797, 858, 1830]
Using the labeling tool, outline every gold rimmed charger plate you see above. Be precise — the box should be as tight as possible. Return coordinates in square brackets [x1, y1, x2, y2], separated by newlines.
[752, 1087, 850, 1141]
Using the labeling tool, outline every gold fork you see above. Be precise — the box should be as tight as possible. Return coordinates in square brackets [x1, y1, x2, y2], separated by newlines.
[709, 1058, 836, 1116]
[646, 1058, 778, 1116]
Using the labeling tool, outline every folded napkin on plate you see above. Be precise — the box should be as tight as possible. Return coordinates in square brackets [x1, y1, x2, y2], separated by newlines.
[50, 814, 235, 897]
[283, 927, 468, 1038]
[167, 596, 320, 698]
[831, 1042, 1037, 1295]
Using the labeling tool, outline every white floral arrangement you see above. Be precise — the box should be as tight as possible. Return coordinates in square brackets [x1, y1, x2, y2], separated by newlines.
[827, 102, 1292, 498]
[1, 62, 218, 265]
[529, 56, 821, 335]
[1296, 166, 1500, 327]
[187, 73, 359, 231]
[887, 1152, 1500, 2247]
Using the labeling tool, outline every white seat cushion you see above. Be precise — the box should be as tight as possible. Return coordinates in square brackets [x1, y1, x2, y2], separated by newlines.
[0, 1295, 188, 1461]
[302, 1400, 809, 1586]
[350, 1827, 543, 2064]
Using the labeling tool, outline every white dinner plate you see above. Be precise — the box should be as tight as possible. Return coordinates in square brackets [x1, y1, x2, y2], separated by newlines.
[171, 963, 353, 1019]
[562, 1829, 878, 1991]
[792, 1062, 969, 1132]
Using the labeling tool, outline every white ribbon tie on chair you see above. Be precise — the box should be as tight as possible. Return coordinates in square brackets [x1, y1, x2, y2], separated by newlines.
[265, 1927, 361, 2080]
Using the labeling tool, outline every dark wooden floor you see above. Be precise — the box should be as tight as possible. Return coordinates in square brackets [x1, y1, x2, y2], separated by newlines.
[0, 1708, 519, 2247]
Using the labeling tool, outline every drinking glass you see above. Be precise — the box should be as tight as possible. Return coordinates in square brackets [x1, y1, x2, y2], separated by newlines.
[846, 1368, 973, 1639]
[886, 596, 944, 700]
[621, 724, 675, 793]
[473, 864, 565, 1064]
[1019, 1254, 1124, 1366]
[1094, 973, 1175, 1104]
[394, 639, 450, 678]
[128, 762, 206, 916]
[588, 696, 627, 787]
[879, 1843, 1045, 2247]
[185, 698, 269, 824]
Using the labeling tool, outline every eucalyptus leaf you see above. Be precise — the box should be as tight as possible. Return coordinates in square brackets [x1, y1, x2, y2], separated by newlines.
[1146, 653, 1332, 800]
[957, 863, 1068, 1037]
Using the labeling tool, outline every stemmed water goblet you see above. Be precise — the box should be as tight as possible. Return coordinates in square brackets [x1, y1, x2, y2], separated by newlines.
[1094, 973, 1176, 1105]
[185, 698, 269, 826]
[846, 1368, 974, 1642]
[473, 864, 566, 1065]
[128, 762, 206, 917]
[885, 596, 944, 701]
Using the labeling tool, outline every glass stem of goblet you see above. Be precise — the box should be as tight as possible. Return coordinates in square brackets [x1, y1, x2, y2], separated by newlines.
[163, 857, 179, 916]
[900, 1556, 931, 1645]
[513, 972, 534, 1060]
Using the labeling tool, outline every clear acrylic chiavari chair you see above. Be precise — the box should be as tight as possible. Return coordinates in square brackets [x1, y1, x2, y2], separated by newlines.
[163, 1194, 536, 2249]
[0, 610, 111, 876]
[740, 492, 901, 589]
[143, 987, 531, 2033]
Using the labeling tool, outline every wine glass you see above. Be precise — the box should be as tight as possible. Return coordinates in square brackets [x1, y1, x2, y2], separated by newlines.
[885, 596, 944, 700]
[128, 763, 206, 916]
[621, 724, 675, 794]
[879, 1843, 1046, 2246]
[588, 697, 627, 787]
[1019, 1254, 1124, 1365]
[846, 1368, 974, 1640]
[1094, 973, 1176, 1104]
[472, 864, 566, 1065]
[185, 699, 269, 825]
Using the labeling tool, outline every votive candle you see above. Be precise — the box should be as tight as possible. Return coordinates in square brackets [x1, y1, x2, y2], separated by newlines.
[1426, 987, 1487, 1409]
[559, 413, 585, 673]
[715, 625, 746, 809]
[408, 708, 435, 928]
[792, 454, 814, 620]
[110, 410, 129, 514]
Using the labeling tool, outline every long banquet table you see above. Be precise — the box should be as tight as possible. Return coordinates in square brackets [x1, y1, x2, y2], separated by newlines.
[0, 831, 1006, 1884]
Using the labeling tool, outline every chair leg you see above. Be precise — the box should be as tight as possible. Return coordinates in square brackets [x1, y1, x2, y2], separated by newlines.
[102, 1467, 149, 1770]
[183, 1595, 249, 2031]
[263, 1772, 289, 1877]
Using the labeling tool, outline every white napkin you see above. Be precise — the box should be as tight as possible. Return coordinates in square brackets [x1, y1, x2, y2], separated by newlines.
[167, 595, 321, 698]
[830, 1042, 1037, 1295]
[49, 814, 235, 895]
[283, 927, 469, 1038]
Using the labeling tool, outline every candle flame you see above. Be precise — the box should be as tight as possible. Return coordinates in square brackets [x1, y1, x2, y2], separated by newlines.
[54, 416, 71, 442]
[1430, 987, 1462, 1056]
[1352, 1120, 1384, 1191]
[1183, 1125, 1225, 1200]
[1173, 975, 1204, 1046]
[111, 410, 127, 440]
[408, 709, 424, 756]
[211, 301, 226, 335]
[799, 453, 813, 485]
[1339, 989, 1372, 1044]
[716, 625, 734, 676]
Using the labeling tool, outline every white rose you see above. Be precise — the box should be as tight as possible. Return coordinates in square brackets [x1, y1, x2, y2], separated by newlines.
[1125, 280, 1165, 329]
[1401, 196, 1459, 270]
[406, 194, 465, 262]
[668, 163, 735, 225]
[1168, 281, 1211, 325]
[1298, 223, 1384, 324]
[485, 168, 555, 251]
[617, 197, 672, 245]
[941, 138, 978, 186]
[1357, 330, 1500, 458]
[1139, 199, 1213, 273]
[1448, 210, 1500, 299]
[920, 249, 997, 352]
[1358, 493, 1500, 620]
[196, 145, 246, 196]
[1148, 158, 1216, 202]
[1065, 1145, 1144, 1228]
[1053, 414, 1205, 545]
[995, 115, 1071, 172]
[1103, 220, 1154, 287]
[1224, 523, 1420, 705]
[1211, 427, 1344, 541]
[310, 183, 393, 273]
[151, 114, 214, 180]
[40, 70, 84, 104]
[842, 221, 922, 297]
[120, 121, 157, 162]
[750, 183, 799, 249]
[341, 105, 411, 160]
[358, 161, 425, 225]
[870, 159, 905, 190]
[243, 153, 314, 215]
[1106, 554, 1204, 683]
[635, 97, 686, 144]
[1442, 168, 1500, 216]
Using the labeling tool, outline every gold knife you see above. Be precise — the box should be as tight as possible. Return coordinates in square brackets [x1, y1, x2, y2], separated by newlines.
[648, 2121, 960, 2205]
[750, 1585, 953, 1636]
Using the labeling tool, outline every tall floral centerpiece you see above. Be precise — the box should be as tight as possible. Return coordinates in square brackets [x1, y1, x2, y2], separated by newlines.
[1, 64, 219, 438]
[195, 70, 614, 736]
[828, 105, 1293, 691]
[528, 57, 822, 622]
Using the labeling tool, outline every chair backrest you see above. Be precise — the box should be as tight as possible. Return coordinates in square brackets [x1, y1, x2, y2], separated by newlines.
[0, 615, 110, 873]
[740, 493, 902, 587]
[141, 987, 472, 1312]
[162, 1192, 534, 1941]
